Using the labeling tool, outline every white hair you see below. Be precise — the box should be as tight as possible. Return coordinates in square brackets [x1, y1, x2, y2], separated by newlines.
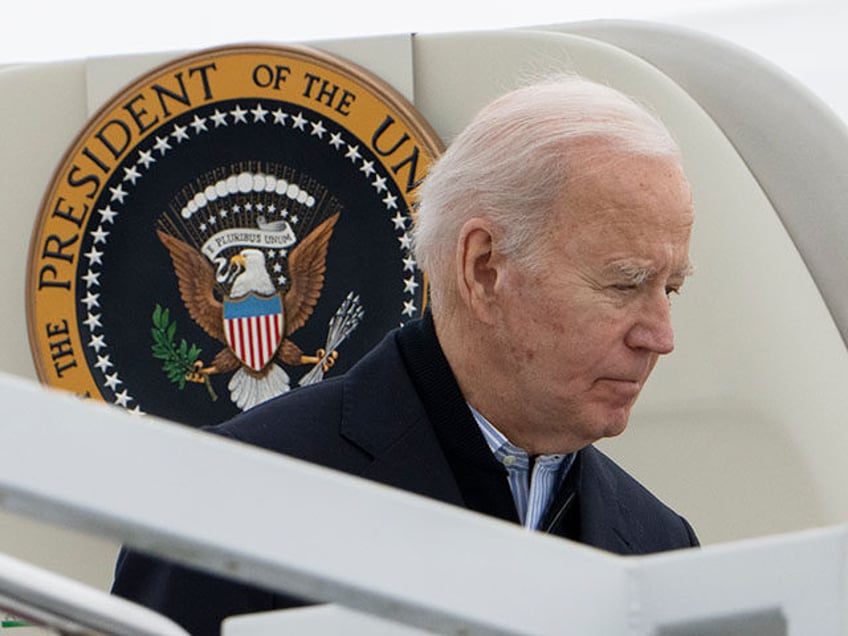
[411, 75, 682, 311]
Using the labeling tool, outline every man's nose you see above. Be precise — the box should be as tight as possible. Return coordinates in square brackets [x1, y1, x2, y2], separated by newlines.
[624, 290, 675, 355]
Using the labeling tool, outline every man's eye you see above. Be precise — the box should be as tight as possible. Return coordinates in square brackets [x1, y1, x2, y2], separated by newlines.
[665, 286, 682, 298]
[612, 284, 636, 291]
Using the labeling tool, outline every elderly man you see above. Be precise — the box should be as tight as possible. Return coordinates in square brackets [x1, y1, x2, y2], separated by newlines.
[113, 75, 698, 634]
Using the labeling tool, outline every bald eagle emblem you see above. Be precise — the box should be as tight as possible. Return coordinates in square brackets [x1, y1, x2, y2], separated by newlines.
[26, 44, 439, 425]
[155, 169, 363, 411]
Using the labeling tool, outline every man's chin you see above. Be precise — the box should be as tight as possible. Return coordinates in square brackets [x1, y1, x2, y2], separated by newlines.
[584, 407, 632, 444]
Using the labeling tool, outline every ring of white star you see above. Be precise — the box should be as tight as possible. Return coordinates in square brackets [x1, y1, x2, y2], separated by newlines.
[80, 101, 423, 410]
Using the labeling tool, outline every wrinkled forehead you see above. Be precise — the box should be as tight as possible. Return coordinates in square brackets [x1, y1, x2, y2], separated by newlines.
[558, 148, 694, 226]
[536, 151, 694, 268]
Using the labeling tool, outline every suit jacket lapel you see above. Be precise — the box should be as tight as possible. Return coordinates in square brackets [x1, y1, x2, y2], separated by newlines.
[571, 446, 638, 555]
[337, 328, 465, 508]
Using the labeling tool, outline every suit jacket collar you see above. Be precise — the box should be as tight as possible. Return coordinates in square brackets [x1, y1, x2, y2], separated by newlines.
[337, 315, 465, 507]
[394, 312, 521, 523]
[336, 312, 515, 519]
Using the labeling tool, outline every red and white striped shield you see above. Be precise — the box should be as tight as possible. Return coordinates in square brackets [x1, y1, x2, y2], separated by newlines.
[223, 293, 285, 372]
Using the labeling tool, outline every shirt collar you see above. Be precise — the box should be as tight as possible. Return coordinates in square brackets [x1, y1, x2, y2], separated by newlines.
[467, 403, 569, 467]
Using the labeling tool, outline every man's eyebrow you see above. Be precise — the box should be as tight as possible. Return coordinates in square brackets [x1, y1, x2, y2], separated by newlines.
[673, 263, 696, 279]
[608, 261, 695, 283]
[608, 262, 655, 284]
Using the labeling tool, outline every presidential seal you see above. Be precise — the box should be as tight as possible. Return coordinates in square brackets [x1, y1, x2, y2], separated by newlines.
[27, 44, 444, 427]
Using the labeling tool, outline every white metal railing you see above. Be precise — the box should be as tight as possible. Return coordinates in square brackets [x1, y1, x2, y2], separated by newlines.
[0, 372, 844, 635]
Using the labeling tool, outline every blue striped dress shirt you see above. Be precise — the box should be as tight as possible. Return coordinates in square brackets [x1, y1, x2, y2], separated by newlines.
[469, 405, 574, 530]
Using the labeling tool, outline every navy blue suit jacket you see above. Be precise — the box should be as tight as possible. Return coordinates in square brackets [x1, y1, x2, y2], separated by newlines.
[112, 315, 698, 635]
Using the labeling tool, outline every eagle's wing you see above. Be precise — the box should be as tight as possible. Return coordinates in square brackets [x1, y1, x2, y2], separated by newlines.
[156, 229, 224, 342]
[284, 213, 340, 336]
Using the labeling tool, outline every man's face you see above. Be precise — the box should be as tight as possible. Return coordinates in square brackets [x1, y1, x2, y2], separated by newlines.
[491, 152, 694, 453]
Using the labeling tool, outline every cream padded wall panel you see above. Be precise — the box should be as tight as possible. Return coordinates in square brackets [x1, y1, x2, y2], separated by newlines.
[413, 29, 848, 544]
[0, 62, 87, 381]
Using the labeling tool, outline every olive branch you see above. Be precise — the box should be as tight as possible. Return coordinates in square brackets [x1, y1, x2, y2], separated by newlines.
[151, 304, 217, 401]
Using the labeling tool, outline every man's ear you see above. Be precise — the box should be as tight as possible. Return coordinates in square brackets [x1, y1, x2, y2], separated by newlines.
[455, 218, 505, 323]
